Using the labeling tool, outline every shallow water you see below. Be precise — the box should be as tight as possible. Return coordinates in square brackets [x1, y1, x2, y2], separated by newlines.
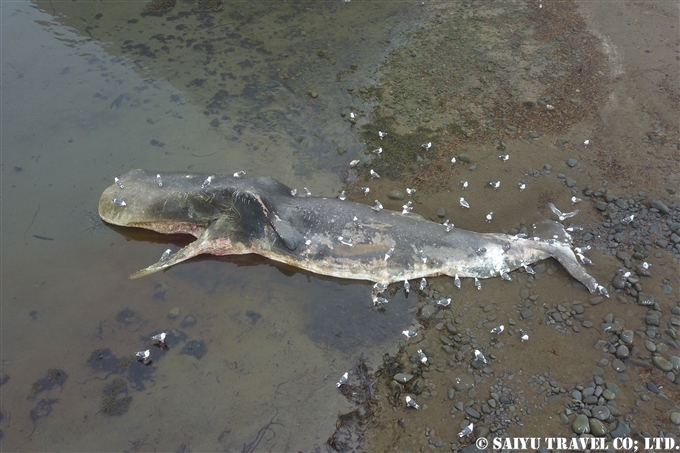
[1, 1, 423, 449]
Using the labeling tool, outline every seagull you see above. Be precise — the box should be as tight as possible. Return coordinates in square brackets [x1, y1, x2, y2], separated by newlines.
[519, 182, 526, 191]
[402, 330, 418, 339]
[421, 142, 432, 150]
[362, 187, 370, 196]
[372, 200, 383, 211]
[417, 349, 427, 364]
[338, 190, 347, 201]
[338, 236, 353, 246]
[418, 249, 427, 263]
[451, 157, 457, 163]
[135, 350, 151, 363]
[373, 297, 388, 306]
[114, 177, 124, 189]
[500, 271, 511, 281]
[370, 169, 380, 179]
[490, 181, 500, 190]
[384, 247, 394, 261]
[571, 196, 582, 204]
[336, 372, 349, 387]
[474, 349, 487, 364]
[159, 249, 171, 261]
[372, 147, 383, 155]
[349, 159, 360, 167]
[490, 325, 504, 334]
[156, 174, 163, 187]
[437, 298, 451, 307]
[458, 422, 473, 437]
[460, 197, 470, 208]
[201, 176, 213, 188]
[474, 278, 482, 290]
[520, 329, 529, 342]
[378, 131, 387, 140]
[403, 280, 410, 293]
[303, 187, 312, 196]
[548, 202, 579, 221]
[419, 278, 427, 291]
[454, 274, 461, 289]
[113, 198, 126, 207]
[406, 188, 416, 196]
[291, 189, 298, 196]
[233, 171, 246, 178]
[499, 154, 509, 162]
[151, 332, 167, 344]
[461, 181, 468, 189]
[405, 395, 420, 409]
[486, 212, 493, 223]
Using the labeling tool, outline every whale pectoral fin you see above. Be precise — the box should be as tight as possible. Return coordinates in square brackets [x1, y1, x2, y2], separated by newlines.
[130, 217, 245, 279]
[130, 239, 206, 279]
[271, 216, 303, 250]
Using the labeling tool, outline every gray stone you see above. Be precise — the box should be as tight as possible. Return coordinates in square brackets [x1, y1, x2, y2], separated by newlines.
[520, 309, 533, 320]
[452, 374, 475, 391]
[465, 407, 481, 419]
[611, 359, 627, 372]
[602, 389, 616, 400]
[572, 414, 590, 434]
[168, 307, 180, 319]
[458, 153, 471, 163]
[669, 356, 680, 370]
[421, 304, 436, 319]
[671, 412, 680, 425]
[592, 406, 610, 421]
[436, 207, 446, 218]
[610, 419, 630, 438]
[615, 345, 630, 359]
[394, 373, 414, 384]
[595, 201, 608, 211]
[571, 390, 582, 401]
[650, 200, 670, 214]
[645, 314, 660, 327]
[387, 190, 405, 200]
[620, 330, 634, 345]
[652, 355, 674, 372]
[411, 377, 424, 394]
[566, 158, 578, 167]
[589, 418, 608, 436]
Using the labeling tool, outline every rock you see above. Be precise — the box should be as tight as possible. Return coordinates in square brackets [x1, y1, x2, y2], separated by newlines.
[421, 304, 436, 319]
[394, 373, 414, 384]
[572, 414, 590, 434]
[650, 200, 670, 214]
[465, 407, 481, 419]
[669, 356, 680, 370]
[638, 292, 655, 306]
[595, 201, 608, 211]
[589, 418, 607, 436]
[387, 190, 405, 200]
[571, 390, 582, 401]
[566, 158, 578, 167]
[452, 374, 475, 391]
[671, 412, 680, 425]
[436, 207, 446, 218]
[652, 356, 674, 372]
[602, 389, 616, 400]
[411, 378, 424, 394]
[611, 359, 627, 372]
[610, 419, 630, 438]
[168, 307, 180, 319]
[620, 330, 634, 345]
[612, 275, 625, 290]
[591, 406, 610, 421]
[520, 309, 533, 320]
[615, 345, 630, 359]
[458, 153, 471, 163]
[645, 314, 660, 327]
[181, 315, 197, 328]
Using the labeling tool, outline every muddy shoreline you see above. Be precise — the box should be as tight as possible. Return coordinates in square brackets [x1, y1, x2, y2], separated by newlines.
[333, 0, 680, 450]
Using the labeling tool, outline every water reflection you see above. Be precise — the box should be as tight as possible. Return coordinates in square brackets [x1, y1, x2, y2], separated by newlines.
[1, 1, 423, 450]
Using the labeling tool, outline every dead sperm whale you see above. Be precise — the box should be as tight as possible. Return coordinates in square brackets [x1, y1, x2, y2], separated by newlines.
[98, 169, 602, 293]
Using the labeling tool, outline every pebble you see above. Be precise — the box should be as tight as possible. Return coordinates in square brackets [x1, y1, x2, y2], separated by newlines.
[566, 158, 578, 167]
[650, 199, 670, 214]
[611, 359, 627, 372]
[394, 373, 414, 384]
[458, 153, 471, 163]
[387, 190, 405, 200]
[181, 314, 197, 328]
[520, 309, 533, 320]
[610, 419, 630, 438]
[670, 356, 680, 370]
[671, 412, 680, 425]
[591, 406, 610, 421]
[619, 330, 634, 345]
[572, 414, 590, 434]
[436, 207, 446, 218]
[168, 307, 180, 319]
[652, 355, 674, 372]
[452, 374, 475, 391]
[589, 418, 607, 436]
